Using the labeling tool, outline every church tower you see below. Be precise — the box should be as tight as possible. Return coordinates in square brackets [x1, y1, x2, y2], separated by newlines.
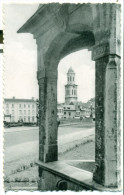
[65, 67, 78, 105]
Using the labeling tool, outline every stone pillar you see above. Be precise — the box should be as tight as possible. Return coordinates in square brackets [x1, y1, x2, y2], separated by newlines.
[37, 70, 58, 163]
[104, 55, 121, 187]
[92, 44, 121, 187]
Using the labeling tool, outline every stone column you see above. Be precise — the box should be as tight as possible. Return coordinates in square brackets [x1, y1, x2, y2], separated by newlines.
[37, 70, 58, 163]
[92, 44, 121, 187]
[104, 54, 121, 187]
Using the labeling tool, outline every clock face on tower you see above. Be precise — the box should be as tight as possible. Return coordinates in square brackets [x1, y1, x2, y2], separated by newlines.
[65, 67, 78, 105]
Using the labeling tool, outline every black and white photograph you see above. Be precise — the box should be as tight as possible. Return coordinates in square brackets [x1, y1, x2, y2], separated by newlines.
[0, 0, 123, 193]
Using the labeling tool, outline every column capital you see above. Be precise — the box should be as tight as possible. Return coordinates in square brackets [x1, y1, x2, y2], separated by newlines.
[37, 70, 46, 80]
[92, 42, 110, 61]
[92, 42, 121, 61]
[37, 70, 57, 85]
[107, 54, 120, 69]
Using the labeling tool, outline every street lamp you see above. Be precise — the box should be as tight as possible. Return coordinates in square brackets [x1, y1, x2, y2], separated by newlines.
[90, 103, 93, 118]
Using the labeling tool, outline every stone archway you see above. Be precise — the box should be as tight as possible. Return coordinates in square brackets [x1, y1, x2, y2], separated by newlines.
[41, 29, 95, 157]
[18, 3, 121, 190]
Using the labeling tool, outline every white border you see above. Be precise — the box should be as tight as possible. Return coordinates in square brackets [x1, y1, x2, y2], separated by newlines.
[0, 0, 123, 195]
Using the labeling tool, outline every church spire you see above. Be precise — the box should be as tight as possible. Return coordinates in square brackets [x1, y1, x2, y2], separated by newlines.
[65, 67, 78, 105]
[67, 66, 75, 85]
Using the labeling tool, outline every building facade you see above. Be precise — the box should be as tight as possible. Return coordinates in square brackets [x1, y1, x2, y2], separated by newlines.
[63, 104, 76, 119]
[4, 97, 37, 123]
[57, 105, 64, 119]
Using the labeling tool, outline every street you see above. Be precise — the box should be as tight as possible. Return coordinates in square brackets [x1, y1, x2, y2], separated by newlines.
[4, 124, 95, 163]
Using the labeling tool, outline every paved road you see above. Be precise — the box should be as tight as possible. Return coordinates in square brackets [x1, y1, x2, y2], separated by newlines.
[4, 125, 95, 163]
[4, 124, 94, 148]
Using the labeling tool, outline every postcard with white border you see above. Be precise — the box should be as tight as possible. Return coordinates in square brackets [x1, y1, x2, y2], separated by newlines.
[0, 0, 123, 194]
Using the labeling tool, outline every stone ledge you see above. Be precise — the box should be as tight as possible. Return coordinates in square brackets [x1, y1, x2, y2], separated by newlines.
[37, 160, 119, 191]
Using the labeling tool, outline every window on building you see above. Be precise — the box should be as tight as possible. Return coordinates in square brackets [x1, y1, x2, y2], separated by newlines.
[19, 104, 21, 108]
[32, 116, 34, 122]
[24, 104, 26, 108]
[68, 77, 69, 81]
[32, 104, 34, 108]
[28, 116, 30, 122]
[12, 110, 14, 115]
[72, 89, 73, 95]
[28, 110, 30, 115]
[28, 105, 30, 108]
[69, 112, 71, 116]
[70, 76, 71, 81]
[7, 110, 9, 114]
[24, 117, 26, 122]
[6, 104, 9, 108]
[12, 116, 14, 122]
[73, 77, 74, 81]
[24, 110, 26, 115]
[67, 107, 70, 109]
[64, 112, 66, 115]
[32, 110, 34, 115]
[12, 104, 14, 108]
[19, 110, 22, 115]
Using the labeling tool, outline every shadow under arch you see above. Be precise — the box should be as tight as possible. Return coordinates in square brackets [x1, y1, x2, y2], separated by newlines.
[44, 30, 95, 74]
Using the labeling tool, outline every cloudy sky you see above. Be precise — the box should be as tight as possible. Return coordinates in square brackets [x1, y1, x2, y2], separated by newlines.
[4, 4, 95, 103]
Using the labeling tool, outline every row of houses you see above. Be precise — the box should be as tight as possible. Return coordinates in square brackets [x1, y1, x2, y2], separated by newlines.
[4, 68, 95, 124]
[57, 67, 95, 120]
[4, 97, 95, 123]
[57, 103, 95, 120]
[4, 69, 95, 123]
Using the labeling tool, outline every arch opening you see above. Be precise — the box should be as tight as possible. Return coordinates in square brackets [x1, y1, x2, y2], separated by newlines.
[57, 49, 95, 167]
[45, 31, 95, 74]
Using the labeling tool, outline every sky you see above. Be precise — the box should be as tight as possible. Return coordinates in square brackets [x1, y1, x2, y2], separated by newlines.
[4, 4, 95, 103]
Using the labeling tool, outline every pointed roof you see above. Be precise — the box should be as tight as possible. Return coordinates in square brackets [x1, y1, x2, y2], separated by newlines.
[69, 102, 74, 105]
[68, 67, 74, 73]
